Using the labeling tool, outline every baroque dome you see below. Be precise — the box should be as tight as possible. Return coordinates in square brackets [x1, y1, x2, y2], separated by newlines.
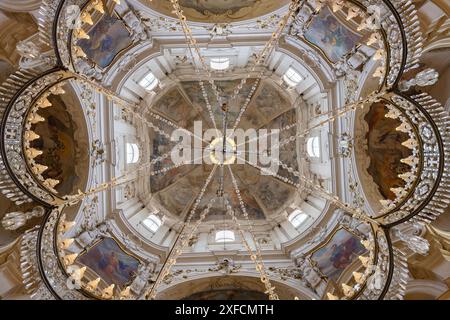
[0, 0, 449, 303]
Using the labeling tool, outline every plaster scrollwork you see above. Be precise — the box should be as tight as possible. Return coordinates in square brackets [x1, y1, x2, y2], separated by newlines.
[73, 59, 103, 81]
[288, 4, 313, 37]
[295, 256, 323, 292]
[131, 262, 157, 298]
[161, 259, 243, 287]
[123, 10, 151, 43]
[339, 213, 370, 238]
[75, 220, 108, 249]
[140, 14, 185, 33]
[16, 36, 56, 70]
[266, 266, 306, 284]
[208, 259, 242, 274]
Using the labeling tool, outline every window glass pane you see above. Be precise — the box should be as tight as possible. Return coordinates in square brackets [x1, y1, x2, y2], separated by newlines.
[283, 67, 302, 86]
[126, 143, 139, 164]
[215, 230, 235, 242]
[210, 57, 230, 70]
[288, 210, 308, 228]
[139, 72, 159, 91]
[306, 137, 320, 158]
[143, 214, 162, 232]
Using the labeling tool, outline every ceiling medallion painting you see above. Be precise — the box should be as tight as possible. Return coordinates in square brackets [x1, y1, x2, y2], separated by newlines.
[0, 0, 448, 303]
[303, 7, 361, 63]
[143, 0, 290, 23]
[76, 13, 133, 69]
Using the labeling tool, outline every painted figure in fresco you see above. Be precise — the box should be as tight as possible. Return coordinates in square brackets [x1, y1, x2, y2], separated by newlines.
[321, 16, 345, 48]
[99, 250, 138, 284]
[78, 14, 132, 69]
[180, 0, 256, 15]
[90, 22, 115, 53]
[304, 8, 361, 63]
[99, 251, 120, 278]
[78, 238, 139, 287]
[329, 236, 359, 269]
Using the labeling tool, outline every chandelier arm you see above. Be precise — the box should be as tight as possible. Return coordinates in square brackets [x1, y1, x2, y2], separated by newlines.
[168, 0, 221, 101]
[227, 166, 280, 296]
[228, 1, 305, 136]
[274, 157, 379, 225]
[275, 91, 385, 150]
[233, 90, 384, 151]
[223, 196, 279, 300]
[227, 165, 265, 255]
[148, 153, 205, 177]
[144, 164, 218, 299]
[60, 145, 185, 206]
[70, 72, 208, 144]
[177, 22, 220, 134]
[169, 0, 304, 138]
[235, 155, 376, 225]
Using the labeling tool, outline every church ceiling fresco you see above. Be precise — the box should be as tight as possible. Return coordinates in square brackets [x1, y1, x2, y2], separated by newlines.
[233, 165, 295, 216]
[191, 168, 267, 221]
[77, 13, 132, 69]
[149, 80, 298, 219]
[76, 237, 140, 288]
[303, 7, 361, 64]
[180, 80, 258, 130]
[154, 165, 213, 217]
[364, 103, 412, 200]
[152, 87, 202, 128]
[154, 177, 197, 217]
[30, 89, 89, 196]
[180, 0, 262, 15]
[251, 83, 293, 121]
[144, 0, 289, 23]
[310, 228, 367, 282]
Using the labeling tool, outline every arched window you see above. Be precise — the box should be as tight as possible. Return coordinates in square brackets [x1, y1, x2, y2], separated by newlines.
[210, 57, 230, 71]
[288, 209, 308, 228]
[306, 136, 320, 158]
[283, 67, 302, 87]
[215, 230, 235, 242]
[126, 143, 139, 164]
[143, 214, 162, 233]
[138, 72, 159, 91]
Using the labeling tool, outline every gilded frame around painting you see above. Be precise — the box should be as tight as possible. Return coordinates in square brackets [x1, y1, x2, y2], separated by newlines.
[306, 226, 367, 283]
[74, 11, 134, 71]
[76, 236, 142, 289]
[301, 6, 362, 65]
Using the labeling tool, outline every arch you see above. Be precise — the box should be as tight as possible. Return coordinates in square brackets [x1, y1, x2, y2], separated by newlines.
[405, 279, 448, 300]
[156, 274, 316, 300]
